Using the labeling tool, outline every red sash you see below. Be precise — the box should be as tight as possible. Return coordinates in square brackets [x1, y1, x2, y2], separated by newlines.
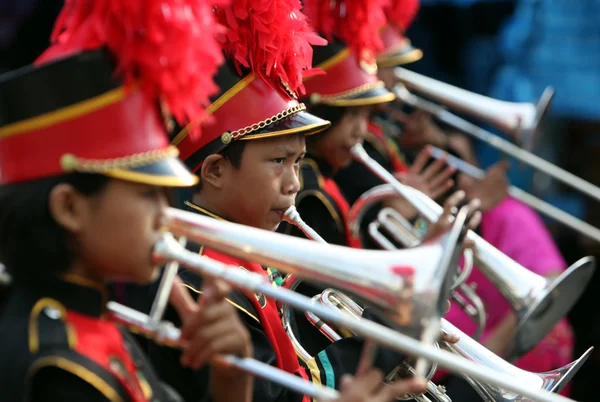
[201, 248, 301, 374]
[322, 176, 363, 249]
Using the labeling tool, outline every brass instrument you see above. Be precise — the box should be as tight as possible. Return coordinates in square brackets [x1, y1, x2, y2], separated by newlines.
[284, 206, 455, 402]
[441, 320, 594, 402]
[351, 143, 596, 359]
[155, 207, 580, 402]
[393, 67, 554, 150]
[391, 71, 600, 203]
[281, 206, 591, 402]
[427, 146, 600, 244]
[345, 183, 485, 339]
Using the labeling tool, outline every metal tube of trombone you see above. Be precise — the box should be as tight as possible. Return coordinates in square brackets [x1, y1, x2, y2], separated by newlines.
[155, 217, 579, 402]
[427, 146, 600, 244]
[351, 143, 596, 359]
[392, 82, 600, 203]
[105, 300, 339, 400]
[393, 67, 554, 150]
[164, 206, 465, 354]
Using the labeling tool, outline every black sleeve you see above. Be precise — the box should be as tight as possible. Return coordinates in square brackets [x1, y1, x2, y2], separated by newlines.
[291, 194, 346, 246]
[30, 367, 113, 402]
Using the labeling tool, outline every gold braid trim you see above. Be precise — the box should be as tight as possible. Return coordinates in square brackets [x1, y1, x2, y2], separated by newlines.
[221, 103, 306, 144]
[60, 146, 179, 173]
[310, 81, 386, 104]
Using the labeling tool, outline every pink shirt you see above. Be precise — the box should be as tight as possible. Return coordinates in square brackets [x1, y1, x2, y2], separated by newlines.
[444, 197, 574, 379]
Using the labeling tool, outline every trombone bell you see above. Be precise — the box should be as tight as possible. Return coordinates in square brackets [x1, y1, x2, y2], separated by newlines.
[163, 207, 464, 342]
[441, 319, 593, 401]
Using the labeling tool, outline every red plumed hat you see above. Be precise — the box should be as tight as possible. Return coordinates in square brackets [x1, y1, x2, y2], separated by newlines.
[301, 0, 395, 107]
[377, 0, 423, 68]
[0, 0, 226, 186]
[172, 0, 331, 173]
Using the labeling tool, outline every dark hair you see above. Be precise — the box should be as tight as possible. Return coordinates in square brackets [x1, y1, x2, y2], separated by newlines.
[0, 173, 110, 284]
[304, 105, 345, 149]
[221, 139, 248, 169]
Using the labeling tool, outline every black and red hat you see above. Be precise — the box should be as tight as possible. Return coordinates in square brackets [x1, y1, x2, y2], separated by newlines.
[301, 0, 396, 107]
[377, 0, 423, 68]
[0, 0, 225, 187]
[171, 0, 331, 173]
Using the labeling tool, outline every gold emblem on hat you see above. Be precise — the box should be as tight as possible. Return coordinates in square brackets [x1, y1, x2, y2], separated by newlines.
[221, 132, 233, 144]
[360, 49, 378, 75]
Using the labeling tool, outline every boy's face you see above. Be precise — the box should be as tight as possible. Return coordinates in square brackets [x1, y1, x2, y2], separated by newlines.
[220, 134, 306, 231]
[314, 106, 370, 169]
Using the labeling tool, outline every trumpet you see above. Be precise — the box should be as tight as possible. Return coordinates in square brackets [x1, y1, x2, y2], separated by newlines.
[282, 206, 592, 402]
[427, 146, 600, 244]
[392, 76, 600, 204]
[393, 67, 554, 150]
[351, 143, 596, 359]
[157, 207, 579, 402]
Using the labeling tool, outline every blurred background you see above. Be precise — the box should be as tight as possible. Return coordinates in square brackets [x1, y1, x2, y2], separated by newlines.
[2, 0, 599, 399]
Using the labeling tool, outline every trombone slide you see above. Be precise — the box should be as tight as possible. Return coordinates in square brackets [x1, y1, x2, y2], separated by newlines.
[393, 67, 554, 147]
[427, 146, 600, 244]
[153, 233, 578, 402]
[393, 84, 600, 203]
[106, 301, 340, 400]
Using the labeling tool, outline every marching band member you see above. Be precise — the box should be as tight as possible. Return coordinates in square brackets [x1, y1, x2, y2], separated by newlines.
[332, 0, 456, 249]
[145, 0, 428, 401]
[0, 0, 256, 400]
[288, 0, 474, 248]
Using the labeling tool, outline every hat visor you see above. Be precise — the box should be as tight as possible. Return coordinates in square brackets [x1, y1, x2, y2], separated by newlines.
[242, 110, 331, 141]
[377, 43, 423, 68]
[104, 156, 198, 187]
[320, 85, 396, 107]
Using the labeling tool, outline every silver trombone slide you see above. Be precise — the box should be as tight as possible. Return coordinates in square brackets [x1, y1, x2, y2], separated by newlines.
[149, 233, 577, 402]
[428, 146, 600, 244]
[393, 85, 600, 204]
[106, 301, 340, 400]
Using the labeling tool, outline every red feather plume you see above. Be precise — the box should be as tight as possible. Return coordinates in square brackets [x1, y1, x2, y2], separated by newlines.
[215, 0, 326, 95]
[36, 0, 228, 133]
[387, 0, 420, 32]
[303, 0, 390, 58]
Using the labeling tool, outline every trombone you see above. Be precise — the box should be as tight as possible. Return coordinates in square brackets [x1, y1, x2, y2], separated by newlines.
[392, 68, 600, 203]
[427, 146, 600, 244]
[351, 143, 596, 359]
[283, 206, 593, 402]
[156, 207, 580, 402]
[393, 67, 554, 150]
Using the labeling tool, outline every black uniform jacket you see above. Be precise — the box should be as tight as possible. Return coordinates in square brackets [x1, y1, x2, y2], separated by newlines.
[0, 275, 181, 402]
